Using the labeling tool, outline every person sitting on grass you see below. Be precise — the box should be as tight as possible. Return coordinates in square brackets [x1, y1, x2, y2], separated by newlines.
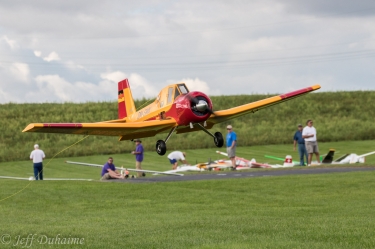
[101, 157, 124, 180]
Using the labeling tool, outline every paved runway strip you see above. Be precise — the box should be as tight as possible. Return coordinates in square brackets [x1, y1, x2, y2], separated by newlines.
[111, 166, 375, 183]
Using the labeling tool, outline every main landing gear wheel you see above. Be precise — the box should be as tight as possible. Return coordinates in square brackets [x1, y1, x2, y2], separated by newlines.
[214, 132, 224, 147]
[156, 140, 167, 156]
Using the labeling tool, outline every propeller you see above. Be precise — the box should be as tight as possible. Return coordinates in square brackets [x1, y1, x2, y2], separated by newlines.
[187, 95, 214, 115]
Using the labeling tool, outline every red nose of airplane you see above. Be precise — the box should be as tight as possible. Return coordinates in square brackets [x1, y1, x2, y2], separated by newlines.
[169, 91, 213, 125]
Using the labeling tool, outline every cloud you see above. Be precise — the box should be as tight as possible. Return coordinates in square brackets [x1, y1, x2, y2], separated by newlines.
[9, 63, 30, 83]
[34, 50, 42, 57]
[43, 51, 60, 62]
[0, 35, 18, 49]
[100, 71, 158, 99]
[168, 77, 210, 94]
[33, 75, 115, 102]
[64, 60, 86, 71]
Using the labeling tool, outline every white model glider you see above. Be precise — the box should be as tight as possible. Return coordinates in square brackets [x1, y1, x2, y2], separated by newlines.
[65, 161, 184, 176]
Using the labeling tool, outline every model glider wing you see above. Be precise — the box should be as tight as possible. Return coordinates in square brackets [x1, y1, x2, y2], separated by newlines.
[206, 85, 321, 125]
[23, 119, 177, 140]
[65, 161, 183, 176]
[358, 151, 375, 158]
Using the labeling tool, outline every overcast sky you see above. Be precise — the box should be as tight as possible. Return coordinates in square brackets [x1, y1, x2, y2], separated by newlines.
[0, 0, 375, 103]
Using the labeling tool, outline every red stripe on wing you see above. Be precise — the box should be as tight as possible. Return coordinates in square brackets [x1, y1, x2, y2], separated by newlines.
[279, 87, 313, 99]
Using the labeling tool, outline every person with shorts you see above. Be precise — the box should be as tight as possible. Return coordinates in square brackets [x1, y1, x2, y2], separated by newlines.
[226, 125, 237, 170]
[302, 120, 321, 166]
[131, 139, 145, 177]
[101, 157, 124, 180]
[167, 151, 188, 170]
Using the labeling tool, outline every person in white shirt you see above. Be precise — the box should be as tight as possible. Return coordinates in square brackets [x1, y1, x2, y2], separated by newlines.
[30, 144, 46, 180]
[167, 151, 189, 170]
[302, 120, 320, 166]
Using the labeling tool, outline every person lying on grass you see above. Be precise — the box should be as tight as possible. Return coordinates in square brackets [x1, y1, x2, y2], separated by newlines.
[101, 157, 124, 180]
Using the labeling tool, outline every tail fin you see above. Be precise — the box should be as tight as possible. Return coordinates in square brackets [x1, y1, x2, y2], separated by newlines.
[118, 79, 136, 119]
[283, 155, 294, 167]
[322, 149, 335, 164]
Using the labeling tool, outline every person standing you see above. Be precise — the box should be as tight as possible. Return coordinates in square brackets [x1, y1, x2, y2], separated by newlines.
[302, 120, 321, 166]
[167, 151, 188, 170]
[30, 144, 45, 180]
[131, 139, 145, 177]
[293, 124, 308, 166]
[226, 125, 237, 170]
[101, 157, 124, 180]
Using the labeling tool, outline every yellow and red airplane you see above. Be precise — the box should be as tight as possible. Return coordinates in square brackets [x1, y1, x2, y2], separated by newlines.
[23, 79, 321, 155]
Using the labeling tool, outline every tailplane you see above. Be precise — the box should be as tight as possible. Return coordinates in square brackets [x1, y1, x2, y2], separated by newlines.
[118, 79, 136, 119]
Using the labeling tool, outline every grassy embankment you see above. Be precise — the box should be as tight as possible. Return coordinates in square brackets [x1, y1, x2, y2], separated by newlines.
[1, 91, 375, 162]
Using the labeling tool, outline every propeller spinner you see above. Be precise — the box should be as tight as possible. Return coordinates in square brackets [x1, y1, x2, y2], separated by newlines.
[188, 95, 214, 115]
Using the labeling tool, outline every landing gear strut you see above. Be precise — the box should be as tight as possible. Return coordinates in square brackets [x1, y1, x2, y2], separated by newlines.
[195, 123, 224, 148]
[154, 123, 224, 156]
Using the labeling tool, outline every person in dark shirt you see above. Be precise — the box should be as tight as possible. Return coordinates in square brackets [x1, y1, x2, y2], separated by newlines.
[293, 124, 308, 166]
[101, 157, 124, 180]
[131, 139, 145, 177]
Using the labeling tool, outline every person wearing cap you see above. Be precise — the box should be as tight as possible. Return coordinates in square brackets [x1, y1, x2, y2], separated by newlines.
[226, 125, 237, 170]
[131, 139, 144, 177]
[302, 119, 321, 166]
[29, 144, 46, 180]
[167, 151, 188, 170]
[293, 124, 308, 166]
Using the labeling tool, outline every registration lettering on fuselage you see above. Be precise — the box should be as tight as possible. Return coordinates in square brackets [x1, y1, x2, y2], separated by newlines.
[137, 107, 151, 119]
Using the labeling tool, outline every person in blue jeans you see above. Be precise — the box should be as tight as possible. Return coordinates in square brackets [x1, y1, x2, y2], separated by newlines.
[293, 124, 308, 166]
[30, 144, 45, 180]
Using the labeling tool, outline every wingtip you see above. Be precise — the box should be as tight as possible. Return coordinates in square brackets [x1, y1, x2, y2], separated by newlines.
[312, 84, 321, 90]
[22, 124, 35, 132]
[22, 123, 43, 132]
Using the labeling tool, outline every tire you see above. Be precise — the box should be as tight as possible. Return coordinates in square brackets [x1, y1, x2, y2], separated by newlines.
[214, 132, 224, 147]
[156, 140, 167, 155]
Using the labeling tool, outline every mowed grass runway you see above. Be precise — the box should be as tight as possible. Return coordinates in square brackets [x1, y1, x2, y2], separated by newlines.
[1, 141, 375, 248]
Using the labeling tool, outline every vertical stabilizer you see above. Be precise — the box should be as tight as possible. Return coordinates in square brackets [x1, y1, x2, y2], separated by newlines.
[118, 79, 136, 119]
[322, 149, 335, 164]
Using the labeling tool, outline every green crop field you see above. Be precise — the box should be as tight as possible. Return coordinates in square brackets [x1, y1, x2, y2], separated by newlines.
[1, 142, 375, 248]
[1, 91, 375, 162]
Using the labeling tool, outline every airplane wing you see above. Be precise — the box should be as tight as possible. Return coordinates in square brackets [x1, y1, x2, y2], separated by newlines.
[206, 85, 321, 125]
[23, 119, 177, 140]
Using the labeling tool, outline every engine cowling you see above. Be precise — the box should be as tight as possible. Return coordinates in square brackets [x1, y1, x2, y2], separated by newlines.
[166, 91, 213, 126]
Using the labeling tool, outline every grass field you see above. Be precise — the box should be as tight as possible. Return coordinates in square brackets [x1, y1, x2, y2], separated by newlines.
[1, 141, 375, 248]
